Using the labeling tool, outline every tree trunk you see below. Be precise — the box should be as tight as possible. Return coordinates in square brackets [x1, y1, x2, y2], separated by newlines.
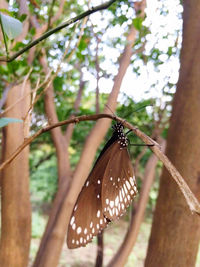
[0, 84, 31, 267]
[145, 1, 200, 266]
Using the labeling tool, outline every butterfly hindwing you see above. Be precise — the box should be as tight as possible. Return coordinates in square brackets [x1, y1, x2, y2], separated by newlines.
[101, 142, 138, 220]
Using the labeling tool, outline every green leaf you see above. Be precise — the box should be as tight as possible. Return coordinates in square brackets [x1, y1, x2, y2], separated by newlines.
[0, 117, 23, 128]
[0, 12, 22, 39]
[19, 14, 27, 22]
[0, 9, 12, 16]
[133, 17, 143, 31]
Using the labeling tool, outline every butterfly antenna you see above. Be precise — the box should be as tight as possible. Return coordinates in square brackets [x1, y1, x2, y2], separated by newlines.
[105, 104, 115, 116]
[132, 104, 153, 113]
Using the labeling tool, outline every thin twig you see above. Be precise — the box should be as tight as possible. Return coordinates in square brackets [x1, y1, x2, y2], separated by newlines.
[0, 113, 200, 216]
[0, 0, 117, 62]
[0, 13, 9, 59]
[47, 0, 56, 30]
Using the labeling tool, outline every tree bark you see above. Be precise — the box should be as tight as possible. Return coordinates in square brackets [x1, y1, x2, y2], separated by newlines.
[145, 1, 200, 267]
[40, 55, 71, 183]
[0, 84, 31, 267]
[0, 2, 31, 266]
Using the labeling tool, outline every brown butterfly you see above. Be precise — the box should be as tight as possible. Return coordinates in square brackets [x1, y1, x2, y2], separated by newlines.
[67, 122, 137, 249]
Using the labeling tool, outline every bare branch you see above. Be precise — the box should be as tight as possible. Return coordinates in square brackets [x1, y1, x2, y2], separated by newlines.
[0, 113, 199, 215]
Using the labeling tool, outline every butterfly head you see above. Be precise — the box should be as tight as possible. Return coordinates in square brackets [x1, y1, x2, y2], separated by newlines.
[112, 122, 124, 132]
[112, 122, 128, 148]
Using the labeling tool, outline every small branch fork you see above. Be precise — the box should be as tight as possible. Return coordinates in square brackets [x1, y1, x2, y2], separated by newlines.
[1, 113, 200, 215]
[0, 0, 117, 62]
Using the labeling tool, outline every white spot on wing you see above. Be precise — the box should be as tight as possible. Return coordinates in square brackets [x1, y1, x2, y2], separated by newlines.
[118, 203, 121, 211]
[77, 227, 82, 234]
[115, 196, 119, 206]
[70, 216, 75, 226]
[110, 200, 114, 208]
[112, 207, 116, 215]
[109, 209, 113, 216]
[119, 190, 123, 202]
[121, 188, 125, 197]
[123, 184, 128, 194]
[116, 209, 119, 216]
[126, 180, 131, 190]
[134, 185, 137, 192]
[97, 210, 101, 218]
[129, 177, 135, 186]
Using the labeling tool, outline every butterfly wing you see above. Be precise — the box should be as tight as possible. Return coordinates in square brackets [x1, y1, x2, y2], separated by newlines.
[101, 142, 138, 220]
[67, 124, 138, 249]
[67, 141, 115, 249]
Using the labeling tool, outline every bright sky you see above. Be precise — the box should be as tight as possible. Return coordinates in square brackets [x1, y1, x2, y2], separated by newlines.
[9, 0, 183, 105]
[85, 0, 183, 103]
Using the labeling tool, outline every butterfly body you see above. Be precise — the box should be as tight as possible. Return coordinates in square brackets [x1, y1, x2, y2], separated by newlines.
[67, 122, 137, 249]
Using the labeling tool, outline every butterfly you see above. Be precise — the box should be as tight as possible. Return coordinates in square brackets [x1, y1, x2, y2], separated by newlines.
[67, 122, 138, 249]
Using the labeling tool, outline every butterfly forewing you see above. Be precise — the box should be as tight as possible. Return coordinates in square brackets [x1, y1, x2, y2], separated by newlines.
[101, 142, 137, 220]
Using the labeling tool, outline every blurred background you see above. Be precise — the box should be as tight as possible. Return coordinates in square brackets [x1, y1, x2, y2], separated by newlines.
[0, 0, 200, 267]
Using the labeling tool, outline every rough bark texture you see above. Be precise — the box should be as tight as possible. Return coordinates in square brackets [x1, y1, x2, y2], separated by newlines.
[145, 2, 200, 267]
[0, 84, 31, 267]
